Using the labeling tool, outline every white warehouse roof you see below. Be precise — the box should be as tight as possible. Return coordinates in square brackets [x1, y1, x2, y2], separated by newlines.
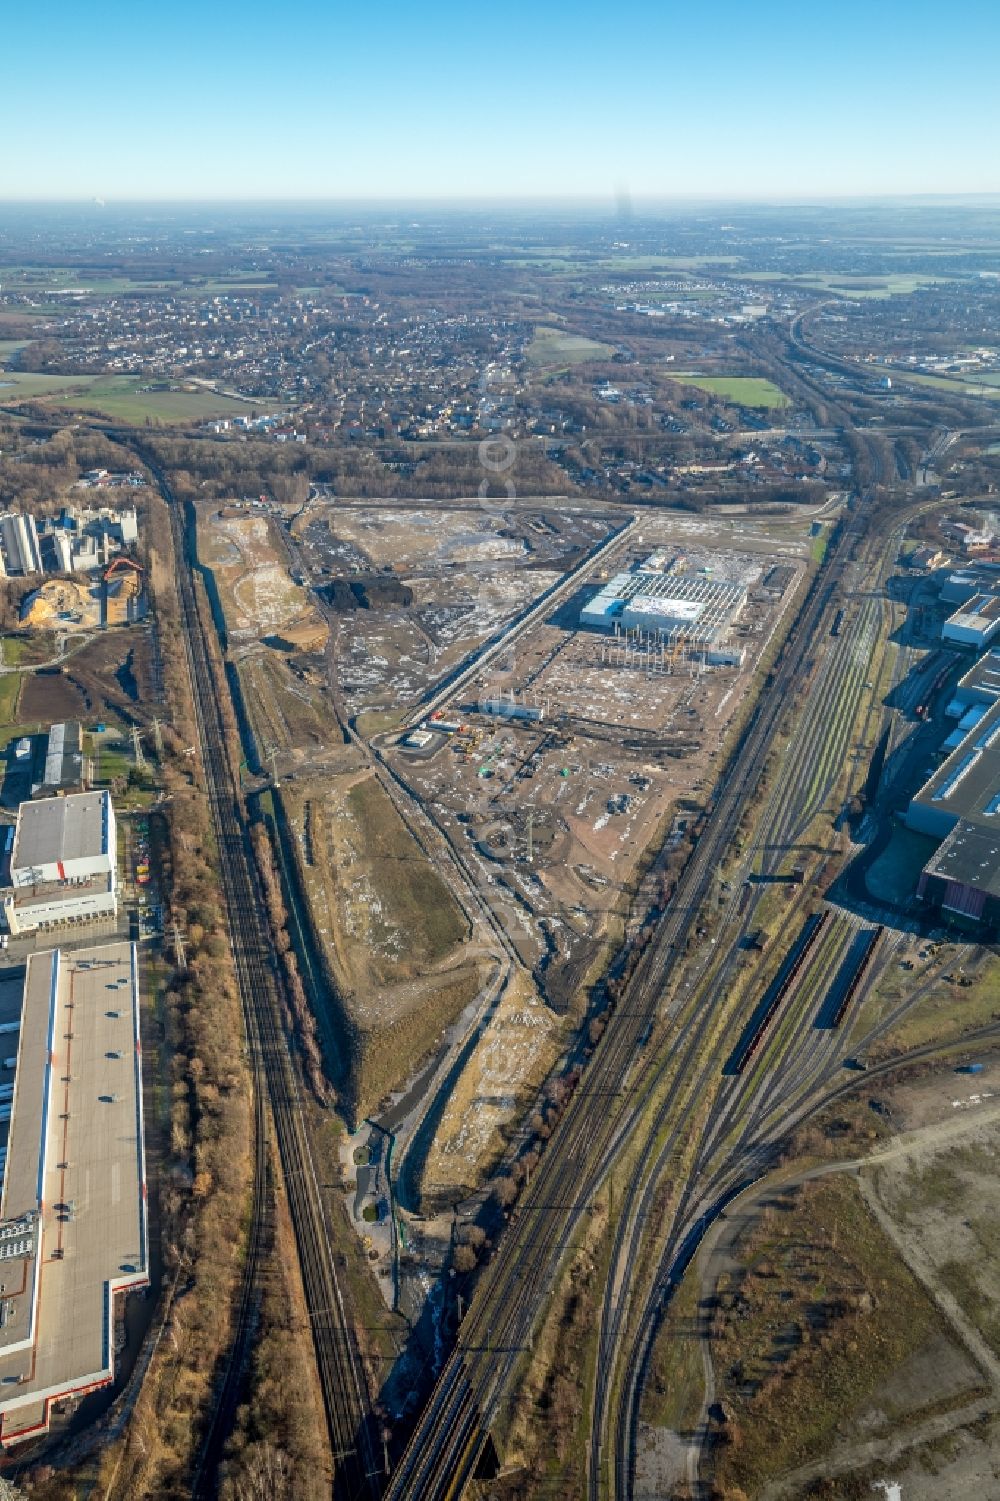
[625, 595, 705, 624]
[11, 792, 112, 876]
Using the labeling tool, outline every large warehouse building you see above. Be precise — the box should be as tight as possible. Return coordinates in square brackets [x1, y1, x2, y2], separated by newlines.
[941, 592, 1000, 649]
[580, 557, 748, 650]
[2, 790, 118, 935]
[908, 695, 1000, 925]
[952, 648, 1000, 710]
[0, 943, 147, 1444]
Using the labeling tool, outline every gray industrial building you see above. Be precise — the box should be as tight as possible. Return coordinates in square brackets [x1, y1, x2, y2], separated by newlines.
[2, 791, 118, 935]
[0, 943, 147, 1444]
[0, 514, 42, 578]
[31, 721, 90, 798]
[952, 649, 1000, 710]
[907, 696, 1000, 840]
[43, 507, 139, 574]
[908, 695, 1000, 925]
[939, 568, 1000, 606]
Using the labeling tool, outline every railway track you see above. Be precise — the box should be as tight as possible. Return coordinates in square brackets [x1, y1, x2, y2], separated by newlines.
[606, 935, 996, 1501]
[604, 916, 894, 1499]
[594, 513, 906, 1488]
[590, 499, 918, 1495]
[385, 500, 879, 1498]
[156, 469, 380, 1500]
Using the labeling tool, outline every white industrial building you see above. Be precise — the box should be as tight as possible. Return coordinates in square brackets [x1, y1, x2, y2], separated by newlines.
[580, 566, 748, 649]
[942, 593, 1000, 649]
[2, 791, 118, 935]
[622, 594, 706, 633]
[580, 572, 632, 629]
[0, 514, 42, 577]
[478, 693, 545, 723]
[0, 943, 147, 1444]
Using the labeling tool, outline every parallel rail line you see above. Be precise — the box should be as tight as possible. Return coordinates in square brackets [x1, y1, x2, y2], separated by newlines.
[155, 466, 379, 1500]
[386, 505, 870, 1499]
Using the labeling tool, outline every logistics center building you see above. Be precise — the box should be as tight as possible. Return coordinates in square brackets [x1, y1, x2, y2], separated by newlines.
[0, 943, 147, 1444]
[580, 563, 748, 648]
[907, 694, 1000, 925]
[2, 791, 118, 936]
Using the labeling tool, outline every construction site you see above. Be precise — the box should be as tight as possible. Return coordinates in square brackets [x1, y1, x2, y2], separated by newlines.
[385, 516, 808, 1006]
[192, 494, 814, 1236]
[289, 501, 616, 727]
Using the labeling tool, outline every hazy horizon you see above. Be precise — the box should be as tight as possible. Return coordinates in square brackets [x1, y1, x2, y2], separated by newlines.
[3, 0, 999, 201]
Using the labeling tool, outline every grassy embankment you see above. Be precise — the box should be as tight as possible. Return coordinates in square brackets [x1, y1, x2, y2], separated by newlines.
[0, 631, 57, 666]
[280, 772, 483, 1121]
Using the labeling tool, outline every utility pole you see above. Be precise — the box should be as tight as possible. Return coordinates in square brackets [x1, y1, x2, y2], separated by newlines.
[171, 920, 187, 974]
[130, 725, 145, 770]
[526, 809, 534, 864]
[151, 717, 164, 757]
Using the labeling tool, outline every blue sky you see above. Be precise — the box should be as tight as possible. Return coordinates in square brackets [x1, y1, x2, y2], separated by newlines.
[3, 0, 999, 200]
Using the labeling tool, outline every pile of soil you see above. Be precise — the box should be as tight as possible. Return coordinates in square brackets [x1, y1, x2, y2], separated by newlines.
[320, 575, 413, 611]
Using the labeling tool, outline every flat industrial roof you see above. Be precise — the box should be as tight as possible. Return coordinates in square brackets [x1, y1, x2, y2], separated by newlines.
[946, 593, 1000, 629]
[925, 819, 1000, 900]
[957, 649, 1000, 701]
[0, 942, 146, 1443]
[38, 722, 86, 795]
[8, 871, 114, 912]
[625, 595, 705, 623]
[910, 694, 1000, 882]
[11, 792, 110, 876]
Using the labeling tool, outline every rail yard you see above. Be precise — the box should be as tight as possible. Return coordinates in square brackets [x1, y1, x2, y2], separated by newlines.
[161, 379, 1000, 1501]
[4, 202, 1000, 1501]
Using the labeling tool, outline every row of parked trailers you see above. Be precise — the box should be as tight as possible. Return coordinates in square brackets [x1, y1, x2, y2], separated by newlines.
[729, 912, 884, 1075]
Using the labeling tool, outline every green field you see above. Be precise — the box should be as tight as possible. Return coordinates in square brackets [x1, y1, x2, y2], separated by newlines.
[0, 267, 281, 298]
[0, 267, 183, 296]
[883, 368, 1000, 401]
[0, 372, 102, 398]
[0, 675, 23, 725]
[599, 254, 739, 272]
[0, 340, 29, 363]
[173, 279, 281, 296]
[527, 325, 614, 370]
[744, 270, 960, 299]
[93, 740, 132, 787]
[668, 373, 789, 408]
[0, 370, 273, 424]
[0, 634, 55, 667]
